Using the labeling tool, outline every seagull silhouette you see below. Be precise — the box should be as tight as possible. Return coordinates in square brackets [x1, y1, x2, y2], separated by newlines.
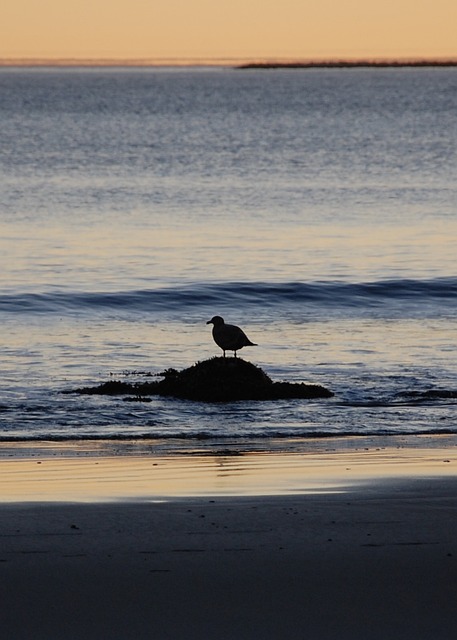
[206, 316, 257, 358]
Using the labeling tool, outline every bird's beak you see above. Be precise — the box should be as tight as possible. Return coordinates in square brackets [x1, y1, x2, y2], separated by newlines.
[206, 320, 211, 325]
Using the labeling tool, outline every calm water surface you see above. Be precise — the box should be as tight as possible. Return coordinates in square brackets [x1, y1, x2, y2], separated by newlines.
[0, 67, 456, 451]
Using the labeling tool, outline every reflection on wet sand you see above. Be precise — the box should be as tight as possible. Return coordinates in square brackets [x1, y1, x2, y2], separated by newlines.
[1, 445, 457, 502]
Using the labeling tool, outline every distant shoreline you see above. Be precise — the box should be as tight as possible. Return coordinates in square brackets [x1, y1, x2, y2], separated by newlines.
[237, 59, 457, 69]
[0, 57, 456, 69]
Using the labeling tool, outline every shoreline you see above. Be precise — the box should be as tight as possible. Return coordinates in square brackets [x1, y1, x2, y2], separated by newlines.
[2, 431, 457, 458]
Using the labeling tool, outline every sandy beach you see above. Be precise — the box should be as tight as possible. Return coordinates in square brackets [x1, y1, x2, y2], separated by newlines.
[1, 440, 457, 639]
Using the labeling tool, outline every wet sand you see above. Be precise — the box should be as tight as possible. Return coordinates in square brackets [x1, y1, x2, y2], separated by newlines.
[1, 444, 457, 639]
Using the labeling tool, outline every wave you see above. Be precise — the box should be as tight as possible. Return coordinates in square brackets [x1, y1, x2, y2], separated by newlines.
[1, 277, 456, 315]
[1, 426, 457, 444]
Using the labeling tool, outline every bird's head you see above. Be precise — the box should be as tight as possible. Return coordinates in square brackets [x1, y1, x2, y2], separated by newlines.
[206, 315, 224, 326]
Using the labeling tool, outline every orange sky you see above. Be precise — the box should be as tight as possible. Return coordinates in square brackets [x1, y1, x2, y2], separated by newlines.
[1, 0, 456, 61]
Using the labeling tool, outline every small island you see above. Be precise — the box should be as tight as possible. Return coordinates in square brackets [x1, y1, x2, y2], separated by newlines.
[73, 357, 333, 402]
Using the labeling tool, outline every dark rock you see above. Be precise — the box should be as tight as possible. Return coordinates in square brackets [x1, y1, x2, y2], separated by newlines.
[73, 357, 333, 402]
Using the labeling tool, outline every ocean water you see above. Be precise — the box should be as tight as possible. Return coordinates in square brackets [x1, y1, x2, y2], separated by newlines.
[0, 66, 456, 452]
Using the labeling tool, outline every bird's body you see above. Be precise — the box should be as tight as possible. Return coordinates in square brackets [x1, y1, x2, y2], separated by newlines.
[206, 316, 257, 357]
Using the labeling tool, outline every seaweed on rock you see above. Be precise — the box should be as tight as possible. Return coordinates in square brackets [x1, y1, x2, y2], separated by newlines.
[73, 357, 333, 402]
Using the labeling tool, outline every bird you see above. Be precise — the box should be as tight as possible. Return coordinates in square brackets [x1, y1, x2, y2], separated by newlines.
[206, 316, 257, 358]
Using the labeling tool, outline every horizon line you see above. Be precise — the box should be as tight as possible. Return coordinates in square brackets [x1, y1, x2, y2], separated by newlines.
[1, 56, 457, 68]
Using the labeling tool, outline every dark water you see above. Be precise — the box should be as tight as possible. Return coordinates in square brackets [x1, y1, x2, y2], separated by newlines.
[0, 67, 456, 450]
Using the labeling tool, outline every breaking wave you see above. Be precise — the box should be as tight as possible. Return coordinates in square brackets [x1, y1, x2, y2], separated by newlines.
[1, 277, 456, 315]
